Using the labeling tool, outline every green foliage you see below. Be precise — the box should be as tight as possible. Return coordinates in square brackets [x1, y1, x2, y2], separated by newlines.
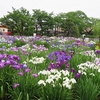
[15, 40, 26, 47]
[11, 70, 40, 100]
[0, 65, 17, 100]
[93, 21, 100, 38]
[1, 35, 100, 99]
[32, 9, 54, 35]
[86, 34, 95, 38]
[61, 18, 80, 37]
[0, 7, 34, 36]
[70, 53, 93, 71]
[66, 10, 91, 35]
[39, 84, 72, 100]
[0, 85, 4, 98]
[38, 69, 74, 100]
[0, 7, 94, 37]
[33, 40, 50, 48]
[76, 78, 99, 100]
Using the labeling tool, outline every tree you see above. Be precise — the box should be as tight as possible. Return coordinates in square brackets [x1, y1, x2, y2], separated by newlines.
[53, 13, 66, 36]
[66, 10, 90, 35]
[32, 9, 54, 36]
[0, 7, 34, 36]
[92, 21, 100, 38]
[54, 12, 80, 37]
[83, 17, 100, 35]
[61, 18, 80, 37]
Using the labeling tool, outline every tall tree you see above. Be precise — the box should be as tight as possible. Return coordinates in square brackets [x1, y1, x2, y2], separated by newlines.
[54, 13, 66, 36]
[66, 10, 90, 35]
[32, 9, 54, 35]
[61, 18, 80, 37]
[0, 7, 34, 36]
[92, 21, 100, 38]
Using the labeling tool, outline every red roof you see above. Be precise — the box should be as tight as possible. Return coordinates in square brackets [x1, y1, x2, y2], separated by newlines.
[0, 25, 8, 28]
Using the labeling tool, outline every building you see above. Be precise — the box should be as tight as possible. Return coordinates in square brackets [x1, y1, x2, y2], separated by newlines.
[0, 24, 8, 34]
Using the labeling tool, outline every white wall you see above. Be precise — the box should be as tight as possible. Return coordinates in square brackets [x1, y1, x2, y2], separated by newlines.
[0, 27, 8, 32]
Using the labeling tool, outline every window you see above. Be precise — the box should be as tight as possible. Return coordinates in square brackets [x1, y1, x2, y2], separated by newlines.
[3, 29, 5, 32]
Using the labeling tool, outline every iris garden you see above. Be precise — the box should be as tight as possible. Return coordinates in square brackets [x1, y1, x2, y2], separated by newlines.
[0, 35, 100, 100]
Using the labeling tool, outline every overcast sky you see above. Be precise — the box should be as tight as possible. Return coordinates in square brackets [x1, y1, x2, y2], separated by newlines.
[0, 0, 100, 18]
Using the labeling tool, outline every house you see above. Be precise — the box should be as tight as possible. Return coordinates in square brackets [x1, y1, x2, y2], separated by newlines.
[0, 24, 8, 33]
[0, 24, 8, 34]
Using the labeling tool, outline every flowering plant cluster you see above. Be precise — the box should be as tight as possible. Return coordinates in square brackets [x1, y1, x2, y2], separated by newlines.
[0, 35, 100, 100]
[48, 50, 72, 70]
[77, 57, 100, 75]
[37, 69, 76, 100]
[79, 50, 96, 58]
[29, 56, 45, 64]
[0, 54, 27, 69]
[32, 44, 48, 51]
[38, 69, 76, 89]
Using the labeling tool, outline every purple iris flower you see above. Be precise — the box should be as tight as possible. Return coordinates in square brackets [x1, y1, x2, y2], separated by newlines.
[47, 50, 72, 70]
[76, 40, 81, 43]
[13, 83, 20, 88]
[88, 44, 94, 47]
[0, 54, 4, 60]
[48, 50, 72, 62]
[13, 55, 20, 61]
[8, 55, 14, 60]
[2, 54, 7, 59]
[32, 74, 38, 78]
[10, 60, 18, 65]
[18, 72, 24, 76]
[0, 62, 5, 69]
[5, 60, 11, 65]
[71, 68, 76, 73]
[76, 73, 81, 78]
[50, 63, 55, 69]
[55, 62, 61, 68]
[12, 65, 22, 70]
[24, 68, 31, 73]
[8, 55, 20, 61]
[23, 64, 28, 68]
[95, 50, 100, 55]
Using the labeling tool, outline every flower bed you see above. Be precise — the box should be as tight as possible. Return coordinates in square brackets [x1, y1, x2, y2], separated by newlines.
[0, 35, 100, 100]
